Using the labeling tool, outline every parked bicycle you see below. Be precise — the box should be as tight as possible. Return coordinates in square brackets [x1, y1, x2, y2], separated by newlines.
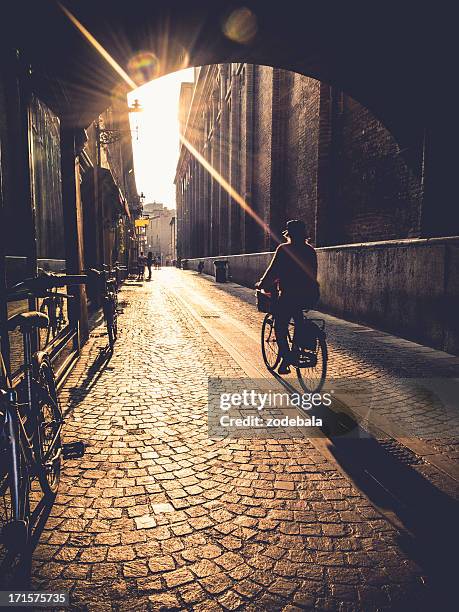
[39, 289, 66, 346]
[257, 289, 328, 392]
[0, 272, 86, 553]
[88, 266, 118, 351]
[112, 262, 127, 291]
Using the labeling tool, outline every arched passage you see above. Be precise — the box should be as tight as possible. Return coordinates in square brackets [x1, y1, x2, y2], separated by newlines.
[2, 0, 455, 136]
[3, 0, 455, 238]
[0, 8, 458, 607]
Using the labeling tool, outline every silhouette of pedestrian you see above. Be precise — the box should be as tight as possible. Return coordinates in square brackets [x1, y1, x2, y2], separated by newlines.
[137, 252, 145, 281]
[146, 251, 153, 281]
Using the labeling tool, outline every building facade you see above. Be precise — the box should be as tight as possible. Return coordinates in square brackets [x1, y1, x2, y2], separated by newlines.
[175, 64, 443, 258]
[175, 64, 459, 353]
[80, 102, 141, 275]
[0, 45, 140, 383]
[143, 202, 176, 264]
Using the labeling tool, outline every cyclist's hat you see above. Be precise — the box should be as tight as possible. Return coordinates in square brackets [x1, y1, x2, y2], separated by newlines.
[283, 219, 306, 239]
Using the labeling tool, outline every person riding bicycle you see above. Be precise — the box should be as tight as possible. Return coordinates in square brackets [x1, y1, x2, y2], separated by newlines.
[256, 219, 320, 374]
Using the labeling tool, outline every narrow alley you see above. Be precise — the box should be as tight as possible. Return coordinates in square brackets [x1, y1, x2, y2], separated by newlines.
[17, 268, 458, 611]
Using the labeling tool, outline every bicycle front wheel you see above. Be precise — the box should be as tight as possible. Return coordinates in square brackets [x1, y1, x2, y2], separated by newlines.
[113, 308, 118, 341]
[107, 309, 117, 349]
[261, 314, 280, 371]
[34, 357, 62, 497]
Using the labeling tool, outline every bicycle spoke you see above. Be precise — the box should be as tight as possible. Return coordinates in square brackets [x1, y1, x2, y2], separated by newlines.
[35, 359, 62, 496]
[261, 314, 280, 371]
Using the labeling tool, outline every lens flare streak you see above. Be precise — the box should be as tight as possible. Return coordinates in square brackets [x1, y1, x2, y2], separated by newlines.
[180, 136, 314, 280]
[58, 2, 137, 90]
[180, 135, 278, 243]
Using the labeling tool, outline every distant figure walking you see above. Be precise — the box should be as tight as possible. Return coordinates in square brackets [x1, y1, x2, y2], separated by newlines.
[137, 252, 145, 281]
[146, 251, 153, 281]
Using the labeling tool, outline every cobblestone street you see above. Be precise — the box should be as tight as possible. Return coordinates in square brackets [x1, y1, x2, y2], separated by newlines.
[1, 4, 458, 610]
[25, 269, 458, 611]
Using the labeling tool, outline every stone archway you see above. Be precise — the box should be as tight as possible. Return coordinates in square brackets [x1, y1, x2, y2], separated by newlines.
[3, 0, 455, 138]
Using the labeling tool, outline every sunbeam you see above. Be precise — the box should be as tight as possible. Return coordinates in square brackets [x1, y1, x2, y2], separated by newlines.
[180, 134, 280, 244]
[57, 3, 313, 277]
[180, 134, 316, 279]
[58, 2, 138, 90]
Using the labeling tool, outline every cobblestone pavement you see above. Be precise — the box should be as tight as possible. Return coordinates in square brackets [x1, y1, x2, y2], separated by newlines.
[184, 272, 459, 463]
[24, 270, 457, 611]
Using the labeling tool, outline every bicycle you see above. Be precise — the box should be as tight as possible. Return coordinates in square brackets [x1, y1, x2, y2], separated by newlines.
[112, 262, 127, 292]
[0, 272, 86, 553]
[88, 267, 118, 351]
[257, 289, 328, 392]
[39, 289, 66, 346]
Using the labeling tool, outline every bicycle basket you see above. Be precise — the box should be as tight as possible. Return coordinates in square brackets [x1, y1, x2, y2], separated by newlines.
[256, 289, 273, 313]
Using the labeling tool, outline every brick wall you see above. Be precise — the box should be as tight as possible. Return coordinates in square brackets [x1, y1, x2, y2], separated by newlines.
[332, 92, 424, 244]
[283, 73, 321, 245]
[175, 64, 448, 259]
[251, 65, 274, 253]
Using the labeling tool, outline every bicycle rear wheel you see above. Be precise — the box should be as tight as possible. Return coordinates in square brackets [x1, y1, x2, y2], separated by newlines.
[34, 358, 62, 497]
[296, 329, 328, 393]
[261, 314, 280, 371]
[108, 309, 118, 349]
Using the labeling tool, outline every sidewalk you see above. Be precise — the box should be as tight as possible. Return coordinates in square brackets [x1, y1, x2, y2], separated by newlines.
[23, 269, 457, 611]
[181, 270, 459, 470]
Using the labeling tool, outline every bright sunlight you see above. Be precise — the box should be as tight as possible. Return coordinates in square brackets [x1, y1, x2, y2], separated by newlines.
[127, 68, 194, 206]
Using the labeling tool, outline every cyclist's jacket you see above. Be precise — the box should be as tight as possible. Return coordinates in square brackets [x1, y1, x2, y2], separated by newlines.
[259, 240, 319, 304]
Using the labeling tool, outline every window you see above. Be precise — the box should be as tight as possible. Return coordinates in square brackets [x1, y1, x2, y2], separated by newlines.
[29, 95, 65, 262]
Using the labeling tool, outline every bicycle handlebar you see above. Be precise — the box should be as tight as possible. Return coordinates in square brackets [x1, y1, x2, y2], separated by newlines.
[42, 291, 75, 300]
[8, 271, 88, 297]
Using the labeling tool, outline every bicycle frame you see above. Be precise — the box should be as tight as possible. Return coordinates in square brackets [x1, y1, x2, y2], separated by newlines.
[1, 329, 63, 529]
[2, 272, 87, 549]
[4, 391, 30, 520]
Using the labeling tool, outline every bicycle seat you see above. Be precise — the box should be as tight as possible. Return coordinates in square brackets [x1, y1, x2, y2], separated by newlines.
[8, 311, 49, 332]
